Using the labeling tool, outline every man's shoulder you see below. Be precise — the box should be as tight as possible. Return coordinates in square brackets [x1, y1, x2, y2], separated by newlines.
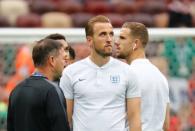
[62, 58, 89, 76]
[21, 76, 55, 89]
[111, 57, 129, 67]
[10, 77, 51, 98]
[67, 58, 88, 69]
[109, 58, 134, 75]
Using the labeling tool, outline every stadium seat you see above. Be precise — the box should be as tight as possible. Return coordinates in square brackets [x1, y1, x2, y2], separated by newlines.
[84, 0, 112, 14]
[71, 13, 94, 27]
[103, 13, 124, 27]
[57, 0, 83, 14]
[0, 0, 29, 26]
[140, 0, 167, 14]
[0, 16, 10, 27]
[112, 1, 138, 14]
[16, 13, 41, 27]
[30, 0, 57, 14]
[125, 13, 154, 27]
[41, 12, 73, 28]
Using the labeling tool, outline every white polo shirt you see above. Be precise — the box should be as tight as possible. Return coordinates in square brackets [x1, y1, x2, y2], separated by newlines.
[129, 59, 169, 131]
[60, 57, 141, 131]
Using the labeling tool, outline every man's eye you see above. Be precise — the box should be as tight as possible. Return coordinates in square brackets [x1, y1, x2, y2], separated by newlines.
[99, 32, 106, 36]
[110, 32, 114, 36]
[64, 47, 69, 51]
[120, 36, 125, 39]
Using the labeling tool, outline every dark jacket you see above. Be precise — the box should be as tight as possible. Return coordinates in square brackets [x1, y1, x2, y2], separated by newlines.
[7, 76, 70, 131]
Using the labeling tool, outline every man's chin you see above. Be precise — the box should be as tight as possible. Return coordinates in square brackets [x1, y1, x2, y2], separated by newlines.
[53, 74, 62, 82]
[116, 54, 125, 59]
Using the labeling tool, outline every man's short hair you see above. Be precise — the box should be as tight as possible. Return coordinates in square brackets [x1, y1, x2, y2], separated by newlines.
[32, 39, 63, 67]
[69, 46, 76, 60]
[85, 15, 111, 37]
[45, 33, 66, 41]
[122, 22, 149, 47]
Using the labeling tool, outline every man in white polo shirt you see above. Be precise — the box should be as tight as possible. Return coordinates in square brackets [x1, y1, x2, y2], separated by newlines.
[115, 22, 170, 131]
[60, 15, 142, 131]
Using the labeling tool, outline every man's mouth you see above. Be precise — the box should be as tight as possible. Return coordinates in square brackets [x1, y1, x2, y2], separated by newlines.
[105, 44, 112, 47]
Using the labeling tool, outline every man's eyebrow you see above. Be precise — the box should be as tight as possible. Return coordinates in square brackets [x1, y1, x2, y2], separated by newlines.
[99, 31, 107, 35]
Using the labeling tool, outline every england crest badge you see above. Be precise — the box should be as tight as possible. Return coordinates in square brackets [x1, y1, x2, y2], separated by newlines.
[110, 75, 120, 83]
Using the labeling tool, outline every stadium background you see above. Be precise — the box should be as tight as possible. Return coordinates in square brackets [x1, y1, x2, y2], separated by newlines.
[0, 0, 195, 130]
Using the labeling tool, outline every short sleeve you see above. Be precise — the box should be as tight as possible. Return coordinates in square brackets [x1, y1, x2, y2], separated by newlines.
[126, 70, 141, 98]
[60, 69, 74, 99]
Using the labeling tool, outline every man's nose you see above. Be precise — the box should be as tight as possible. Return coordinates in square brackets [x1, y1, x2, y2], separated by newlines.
[65, 52, 70, 59]
[106, 34, 113, 41]
[115, 41, 119, 47]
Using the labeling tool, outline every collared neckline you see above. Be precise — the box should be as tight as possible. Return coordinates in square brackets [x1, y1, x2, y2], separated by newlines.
[32, 72, 48, 79]
[86, 56, 114, 69]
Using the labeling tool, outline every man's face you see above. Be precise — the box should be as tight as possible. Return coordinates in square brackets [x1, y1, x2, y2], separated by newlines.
[115, 28, 134, 59]
[53, 47, 67, 81]
[57, 39, 70, 67]
[90, 22, 114, 57]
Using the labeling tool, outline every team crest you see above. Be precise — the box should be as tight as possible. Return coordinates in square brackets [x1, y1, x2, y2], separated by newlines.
[110, 75, 120, 83]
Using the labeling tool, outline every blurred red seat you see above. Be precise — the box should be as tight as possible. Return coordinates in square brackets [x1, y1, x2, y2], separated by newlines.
[57, 0, 83, 14]
[30, 1, 57, 14]
[103, 13, 124, 27]
[112, 1, 138, 14]
[0, 16, 10, 27]
[71, 13, 94, 27]
[16, 13, 41, 27]
[84, 0, 112, 14]
[140, 0, 167, 14]
[125, 13, 154, 27]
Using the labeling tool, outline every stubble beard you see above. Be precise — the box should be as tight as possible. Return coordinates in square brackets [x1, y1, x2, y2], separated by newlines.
[53, 70, 62, 82]
[116, 49, 130, 60]
[94, 47, 112, 58]
[93, 41, 112, 58]
[116, 53, 126, 59]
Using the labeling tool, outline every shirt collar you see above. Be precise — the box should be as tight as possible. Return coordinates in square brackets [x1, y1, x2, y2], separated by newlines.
[86, 56, 114, 69]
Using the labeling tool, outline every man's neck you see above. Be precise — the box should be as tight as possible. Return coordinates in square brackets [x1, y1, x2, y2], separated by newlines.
[127, 48, 145, 64]
[89, 52, 110, 67]
[36, 67, 53, 81]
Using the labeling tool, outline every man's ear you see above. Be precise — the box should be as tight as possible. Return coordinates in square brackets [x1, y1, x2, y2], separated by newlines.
[133, 43, 137, 51]
[133, 39, 140, 50]
[48, 56, 55, 67]
[86, 36, 93, 48]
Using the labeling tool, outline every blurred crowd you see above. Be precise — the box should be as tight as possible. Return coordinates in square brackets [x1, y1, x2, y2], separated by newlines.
[0, 0, 195, 28]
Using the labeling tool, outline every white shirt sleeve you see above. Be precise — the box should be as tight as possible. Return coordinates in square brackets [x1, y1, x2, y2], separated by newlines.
[126, 70, 141, 98]
[164, 78, 170, 103]
[59, 70, 74, 99]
